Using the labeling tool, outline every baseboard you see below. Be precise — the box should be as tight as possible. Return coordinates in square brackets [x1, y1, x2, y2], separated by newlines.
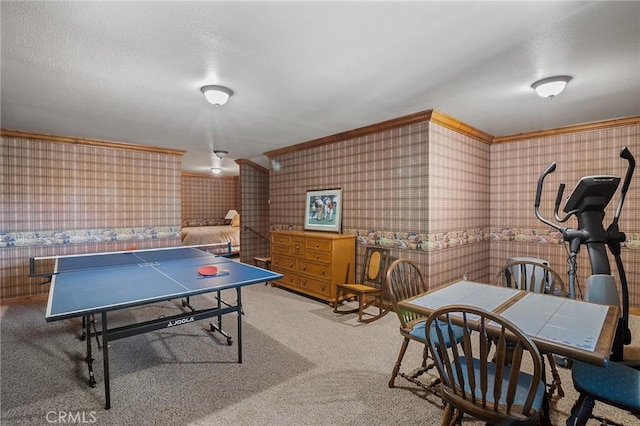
[0, 294, 48, 306]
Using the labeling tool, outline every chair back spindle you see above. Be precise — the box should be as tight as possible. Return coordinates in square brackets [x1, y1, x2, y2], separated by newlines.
[386, 259, 427, 327]
[426, 305, 545, 425]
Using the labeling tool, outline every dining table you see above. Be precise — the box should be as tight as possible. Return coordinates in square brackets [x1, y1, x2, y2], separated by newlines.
[397, 279, 620, 367]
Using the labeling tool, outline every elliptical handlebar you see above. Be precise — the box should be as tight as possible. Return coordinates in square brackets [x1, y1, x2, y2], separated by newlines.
[534, 162, 564, 232]
[612, 146, 635, 226]
[553, 183, 578, 223]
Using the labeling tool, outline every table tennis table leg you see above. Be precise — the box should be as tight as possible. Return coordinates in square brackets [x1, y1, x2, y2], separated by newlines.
[101, 312, 111, 410]
[209, 290, 234, 346]
[236, 287, 242, 363]
[206, 288, 243, 363]
[84, 315, 97, 389]
[80, 315, 102, 350]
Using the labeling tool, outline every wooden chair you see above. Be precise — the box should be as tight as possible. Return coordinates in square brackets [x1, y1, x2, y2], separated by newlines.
[494, 260, 565, 296]
[494, 260, 567, 398]
[386, 259, 463, 391]
[425, 304, 547, 426]
[334, 246, 390, 323]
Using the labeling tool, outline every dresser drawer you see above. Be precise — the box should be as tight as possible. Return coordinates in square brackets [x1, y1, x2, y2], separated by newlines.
[292, 238, 305, 257]
[272, 234, 292, 245]
[305, 249, 331, 263]
[272, 244, 292, 256]
[299, 261, 331, 279]
[272, 254, 297, 272]
[272, 268, 298, 287]
[305, 238, 331, 252]
[298, 275, 331, 297]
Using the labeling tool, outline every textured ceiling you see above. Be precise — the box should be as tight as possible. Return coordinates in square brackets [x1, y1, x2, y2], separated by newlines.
[2, 1, 639, 175]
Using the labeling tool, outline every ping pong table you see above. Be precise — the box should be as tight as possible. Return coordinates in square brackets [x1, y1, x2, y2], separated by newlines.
[39, 246, 282, 409]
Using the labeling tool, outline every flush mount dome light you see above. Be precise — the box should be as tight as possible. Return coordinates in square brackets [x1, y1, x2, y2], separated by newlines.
[211, 167, 222, 174]
[531, 76, 572, 99]
[201, 85, 234, 106]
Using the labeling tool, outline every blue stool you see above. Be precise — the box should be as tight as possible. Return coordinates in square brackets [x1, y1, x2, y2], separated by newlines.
[566, 360, 640, 425]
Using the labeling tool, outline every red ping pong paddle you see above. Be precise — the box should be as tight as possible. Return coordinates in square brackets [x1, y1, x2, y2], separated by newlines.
[198, 265, 219, 276]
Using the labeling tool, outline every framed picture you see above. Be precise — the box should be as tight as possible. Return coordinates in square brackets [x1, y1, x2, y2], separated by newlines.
[304, 188, 342, 233]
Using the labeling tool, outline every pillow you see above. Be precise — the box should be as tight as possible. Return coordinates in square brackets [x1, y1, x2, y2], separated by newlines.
[231, 214, 240, 227]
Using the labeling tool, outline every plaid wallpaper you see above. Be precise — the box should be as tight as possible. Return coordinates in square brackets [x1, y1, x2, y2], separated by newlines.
[238, 162, 270, 264]
[427, 123, 491, 287]
[0, 136, 183, 300]
[268, 120, 491, 285]
[490, 124, 640, 310]
[270, 122, 429, 232]
[180, 174, 239, 225]
[268, 118, 639, 310]
[2, 119, 638, 306]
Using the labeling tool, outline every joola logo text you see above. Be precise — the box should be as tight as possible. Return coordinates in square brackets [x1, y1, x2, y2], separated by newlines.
[167, 317, 195, 327]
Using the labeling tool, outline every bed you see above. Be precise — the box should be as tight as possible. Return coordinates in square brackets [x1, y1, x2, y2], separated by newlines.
[181, 215, 240, 255]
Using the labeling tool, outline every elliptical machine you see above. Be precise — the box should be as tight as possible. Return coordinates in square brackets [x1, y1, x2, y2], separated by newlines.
[534, 147, 635, 362]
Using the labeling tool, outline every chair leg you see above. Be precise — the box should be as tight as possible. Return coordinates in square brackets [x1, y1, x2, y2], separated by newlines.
[422, 344, 429, 368]
[566, 393, 595, 426]
[333, 288, 361, 314]
[388, 337, 410, 388]
[441, 404, 454, 426]
[574, 396, 596, 426]
[333, 288, 342, 312]
[566, 393, 585, 426]
[546, 352, 565, 397]
[359, 294, 390, 323]
[357, 295, 365, 322]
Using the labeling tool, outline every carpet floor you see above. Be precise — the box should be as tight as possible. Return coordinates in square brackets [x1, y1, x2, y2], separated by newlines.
[2, 282, 639, 425]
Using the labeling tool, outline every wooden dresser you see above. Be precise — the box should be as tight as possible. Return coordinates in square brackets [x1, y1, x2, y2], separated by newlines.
[270, 230, 355, 305]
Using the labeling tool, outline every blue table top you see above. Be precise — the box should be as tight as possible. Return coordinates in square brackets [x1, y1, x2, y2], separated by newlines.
[46, 247, 281, 321]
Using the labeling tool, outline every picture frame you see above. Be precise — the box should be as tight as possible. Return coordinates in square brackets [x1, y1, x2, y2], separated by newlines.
[304, 188, 342, 233]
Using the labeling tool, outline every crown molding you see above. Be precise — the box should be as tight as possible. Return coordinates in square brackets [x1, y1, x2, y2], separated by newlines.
[1, 128, 186, 156]
[493, 116, 640, 143]
[236, 159, 269, 174]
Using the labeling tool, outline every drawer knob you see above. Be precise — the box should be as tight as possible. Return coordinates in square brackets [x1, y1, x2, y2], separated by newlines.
[301, 265, 306, 271]
[315, 243, 320, 248]
[289, 262, 294, 267]
[321, 269, 325, 275]
[316, 255, 320, 259]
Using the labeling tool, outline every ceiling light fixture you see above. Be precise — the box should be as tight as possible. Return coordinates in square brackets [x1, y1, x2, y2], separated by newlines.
[211, 167, 222, 174]
[213, 150, 228, 159]
[531, 76, 572, 99]
[201, 85, 233, 106]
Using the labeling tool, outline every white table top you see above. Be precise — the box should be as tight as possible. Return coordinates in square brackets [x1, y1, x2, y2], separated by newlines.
[399, 280, 619, 366]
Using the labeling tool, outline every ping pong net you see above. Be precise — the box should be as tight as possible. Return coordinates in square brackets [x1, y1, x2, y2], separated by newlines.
[29, 243, 232, 279]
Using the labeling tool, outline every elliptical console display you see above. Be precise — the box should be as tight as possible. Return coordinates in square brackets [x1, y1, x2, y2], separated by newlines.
[563, 176, 620, 213]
